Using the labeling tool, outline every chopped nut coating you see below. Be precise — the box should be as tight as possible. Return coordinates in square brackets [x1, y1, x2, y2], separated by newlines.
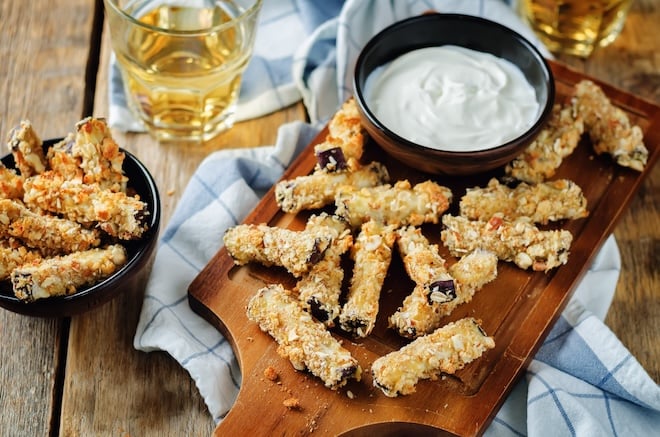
[275, 161, 389, 214]
[335, 180, 452, 228]
[46, 134, 82, 181]
[0, 165, 24, 200]
[460, 178, 588, 224]
[11, 244, 127, 302]
[572, 80, 648, 171]
[0, 199, 100, 255]
[339, 221, 396, 338]
[505, 103, 584, 183]
[23, 172, 148, 239]
[372, 317, 495, 397]
[441, 214, 572, 272]
[6, 120, 47, 177]
[223, 223, 334, 277]
[390, 226, 498, 337]
[0, 238, 42, 280]
[247, 284, 362, 390]
[295, 214, 353, 326]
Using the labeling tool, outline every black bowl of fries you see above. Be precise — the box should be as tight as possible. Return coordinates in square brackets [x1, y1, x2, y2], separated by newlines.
[353, 13, 555, 176]
[0, 124, 160, 317]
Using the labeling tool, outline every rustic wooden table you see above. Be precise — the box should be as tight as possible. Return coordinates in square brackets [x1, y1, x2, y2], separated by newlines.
[0, 1, 657, 435]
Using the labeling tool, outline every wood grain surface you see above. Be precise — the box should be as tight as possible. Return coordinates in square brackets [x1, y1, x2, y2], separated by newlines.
[554, 1, 660, 385]
[0, 0, 657, 436]
[0, 1, 94, 435]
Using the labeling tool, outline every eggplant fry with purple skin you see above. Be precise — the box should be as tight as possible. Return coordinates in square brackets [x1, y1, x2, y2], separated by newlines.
[459, 178, 588, 225]
[295, 213, 353, 326]
[314, 98, 366, 172]
[372, 317, 495, 397]
[441, 214, 572, 272]
[11, 244, 127, 302]
[390, 226, 498, 338]
[275, 161, 389, 214]
[505, 103, 584, 184]
[223, 223, 335, 278]
[339, 220, 397, 338]
[5, 119, 47, 178]
[23, 171, 149, 240]
[572, 79, 648, 171]
[71, 117, 128, 192]
[0, 199, 101, 256]
[335, 179, 453, 228]
[247, 283, 362, 390]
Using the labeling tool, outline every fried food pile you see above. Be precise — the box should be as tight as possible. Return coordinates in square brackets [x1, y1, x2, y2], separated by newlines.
[1, 117, 149, 302]
[225, 80, 648, 398]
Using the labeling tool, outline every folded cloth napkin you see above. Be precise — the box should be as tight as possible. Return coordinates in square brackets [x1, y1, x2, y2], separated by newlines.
[131, 0, 660, 434]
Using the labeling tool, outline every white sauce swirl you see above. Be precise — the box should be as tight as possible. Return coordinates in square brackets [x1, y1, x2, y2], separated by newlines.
[364, 45, 540, 152]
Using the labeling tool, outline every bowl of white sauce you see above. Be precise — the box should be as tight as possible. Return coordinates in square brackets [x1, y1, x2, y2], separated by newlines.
[353, 13, 555, 176]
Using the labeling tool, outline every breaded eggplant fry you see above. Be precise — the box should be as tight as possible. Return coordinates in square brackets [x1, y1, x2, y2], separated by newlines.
[327, 98, 365, 157]
[275, 161, 389, 214]
[46, 134, 82, 181]
[73, 117, 128, 192]
[11, 244, 127, 302]
[0, 199, 100, 256]
[6, 120, 47, 177]
[572, 80, 648, 171]
[460, 178, 589, 224]
[0, 238, 42, 280]
[314, 137, 353, 172]
[295, 213, 353, 326]
[441, 214, 572, 272]
[335, 180, 452, 228]
[223, 223, 334, 277]
[23, 172, 149, 239]
[314, 98, 366, 172]
[390, 227, 498, 337]
[389, 225, 451, 337]
[339, 221, 397, 338]
[246, 284, 362, 390]
[372, 317, 495, 397]
[0, 164, 24, 200]
[505, 103, 584, 183]
[395, 225, 450, 287]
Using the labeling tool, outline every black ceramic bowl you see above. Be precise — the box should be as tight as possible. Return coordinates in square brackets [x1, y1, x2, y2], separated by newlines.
[0, 139, 160, 317]
[354, 13, 555, 176]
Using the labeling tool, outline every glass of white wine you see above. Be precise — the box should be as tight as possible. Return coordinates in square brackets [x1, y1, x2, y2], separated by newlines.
[517, 0, 633, 57]
[104, 0, 262, 144]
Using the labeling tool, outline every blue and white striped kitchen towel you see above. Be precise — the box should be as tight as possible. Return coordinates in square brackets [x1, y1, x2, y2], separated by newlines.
[130, 0, 660, 435]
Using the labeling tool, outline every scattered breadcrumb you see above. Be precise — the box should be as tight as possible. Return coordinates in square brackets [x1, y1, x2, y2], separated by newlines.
[283, 397, 301, 410]
[264, 366, 279, 382]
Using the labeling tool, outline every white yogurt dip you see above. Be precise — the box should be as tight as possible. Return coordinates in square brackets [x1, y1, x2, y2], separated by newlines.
[363, 45, 540, 152]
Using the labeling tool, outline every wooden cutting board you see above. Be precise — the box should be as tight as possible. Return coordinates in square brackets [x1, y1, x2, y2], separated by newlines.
[188, 60, 660, 436]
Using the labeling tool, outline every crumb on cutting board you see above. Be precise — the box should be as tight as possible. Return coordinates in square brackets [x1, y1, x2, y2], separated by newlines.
[264, 366, 279, 382]
[283, 397, 301, 410]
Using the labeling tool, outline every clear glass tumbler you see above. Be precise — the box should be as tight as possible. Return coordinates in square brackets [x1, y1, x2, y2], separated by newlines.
[517, 0, 633, 57]
[104, 0, 262, 143]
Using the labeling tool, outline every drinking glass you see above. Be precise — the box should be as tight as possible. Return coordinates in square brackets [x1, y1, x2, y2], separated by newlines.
[517, 0, 633, 57]
[104, 0, 263, 143]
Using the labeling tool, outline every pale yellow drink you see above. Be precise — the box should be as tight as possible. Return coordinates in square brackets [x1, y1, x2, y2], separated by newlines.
[518, 0, 633, 57]
[104, 0, 262, 143]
